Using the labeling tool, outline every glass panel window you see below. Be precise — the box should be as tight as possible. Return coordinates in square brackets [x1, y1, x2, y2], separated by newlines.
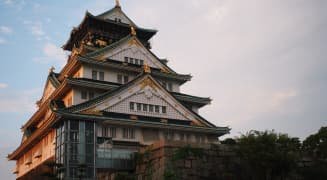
[140, 60, 144, 65]
[130, 102, 135, 110]
[143, 104, 148, 111]
[162, 106, 167, 114]
[168, 83, 173, 91]
[117, 74, 123, 84]
[99, 72, 104, 81]
[155, 105, 160, 113]
[149, 105, 154, 112]
[123, 128, 135, 139]
[81, 91, 87, 99]
[124, 75, 129, 83]
[135, 59, 139, 65]
[124, 57, 129, 63]
[129, 58, 134, 64]
[137, 103, 142, 111]
[92, 70, 97, 80]
[110, 127, 116, 138]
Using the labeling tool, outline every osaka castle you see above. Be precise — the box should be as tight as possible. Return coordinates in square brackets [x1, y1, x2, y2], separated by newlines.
[8, 1, 229, 179]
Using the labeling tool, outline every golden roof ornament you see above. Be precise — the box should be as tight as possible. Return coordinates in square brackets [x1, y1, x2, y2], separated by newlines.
[143, 64, 151, 73]
[49, 66, 55, 73]
[130, 26, 137, 36]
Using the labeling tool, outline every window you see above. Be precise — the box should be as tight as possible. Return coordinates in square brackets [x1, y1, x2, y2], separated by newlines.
[124, 57, 129, 63]
[129, 58, 134, 64]
[135, 59, 139, 65]
[92, 70, 97, 80]
[149, 105, 154, 112]
[102, 127, 116, 138]
[99, 72, 104, 81]
[117, 74, 123, 84]
[124, 75, 129, 83]
[162, 106, 167, 114]
[130, 102, 135, 110]
[155, 105, 160, 113]
[162, 82, 167, 89]
[89, 92, 94, 99]
[168, 83, 173, 91]
[143, 104, 148, 111]
[81, 91, 87, 99]
[140, 60, 144, 65]
[137, 103, 142, 111]
[123, 128, 135, 139]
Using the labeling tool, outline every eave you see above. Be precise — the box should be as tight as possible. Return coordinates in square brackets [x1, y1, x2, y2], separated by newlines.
[52, 109, 230, 136]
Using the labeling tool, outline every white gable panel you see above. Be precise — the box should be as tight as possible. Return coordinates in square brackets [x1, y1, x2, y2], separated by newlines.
[86, 76, 199, 122]
[104, 89, 187, 120]
[102, 41, 164, 69]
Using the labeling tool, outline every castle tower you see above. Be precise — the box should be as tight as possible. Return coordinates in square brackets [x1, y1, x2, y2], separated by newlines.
[8, 3, 229, 179]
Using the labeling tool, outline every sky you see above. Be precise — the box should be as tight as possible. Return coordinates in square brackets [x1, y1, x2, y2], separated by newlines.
[0, 0, 326, 178]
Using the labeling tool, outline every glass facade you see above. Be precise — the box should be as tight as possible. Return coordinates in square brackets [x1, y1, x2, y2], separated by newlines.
[55, 120, 95, 179]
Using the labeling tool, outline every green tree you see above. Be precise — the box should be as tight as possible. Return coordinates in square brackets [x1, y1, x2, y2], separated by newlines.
[237, 130, 300, 180]
[299, 127, 327, 180]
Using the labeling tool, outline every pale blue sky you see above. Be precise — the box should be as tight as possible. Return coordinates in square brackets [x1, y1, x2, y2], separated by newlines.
[1, 0, 327, 178]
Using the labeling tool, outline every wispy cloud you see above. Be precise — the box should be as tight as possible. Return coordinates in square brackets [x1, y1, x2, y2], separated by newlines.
[33, 42, 67, 66]
[23, 20, 46, 40]
[0, 83, 8, 89]
[0, 26, 13, 34]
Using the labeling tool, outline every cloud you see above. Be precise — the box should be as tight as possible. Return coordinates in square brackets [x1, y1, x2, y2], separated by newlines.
[0, 83, 8, 89]
[33, 42, 67, 66]
[0, 26, 13, 34]
[23, 21, 45, 39]
[0, 37, 6, 44]
[0, 88, 40, 113]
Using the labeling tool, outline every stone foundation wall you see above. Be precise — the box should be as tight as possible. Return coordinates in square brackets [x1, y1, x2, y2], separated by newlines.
[135, 140, 243, 180]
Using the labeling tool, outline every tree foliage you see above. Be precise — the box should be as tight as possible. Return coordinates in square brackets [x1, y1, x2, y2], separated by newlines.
[236, 130, 301, 180]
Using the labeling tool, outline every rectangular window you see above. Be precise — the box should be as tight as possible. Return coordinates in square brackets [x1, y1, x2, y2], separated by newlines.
[92, 70, 97, 80]
[89, 92, 94, 99]
[81, 91, 87, 99]
[143, 104, 148, 111]
[155, 105, 160, 113]
[168, 83, 173, 91]
[124, 75, 129, 83]
[162, 82, 167, 89]
[110, 127, 116, 138]
[149, 105, 154, 112]
[99, 72, 104, 81]
[123, 128, 135, 139]
[124, 57, 129, 63]
[129, 58, 134, 64]
[117, 74, 123, 84]
[137, 103, 142, 111]
[140, 60, 144, 65]
[135, 59, 139, 65]
[162, 106, 167, 113]
[130, 102, 135, 111]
